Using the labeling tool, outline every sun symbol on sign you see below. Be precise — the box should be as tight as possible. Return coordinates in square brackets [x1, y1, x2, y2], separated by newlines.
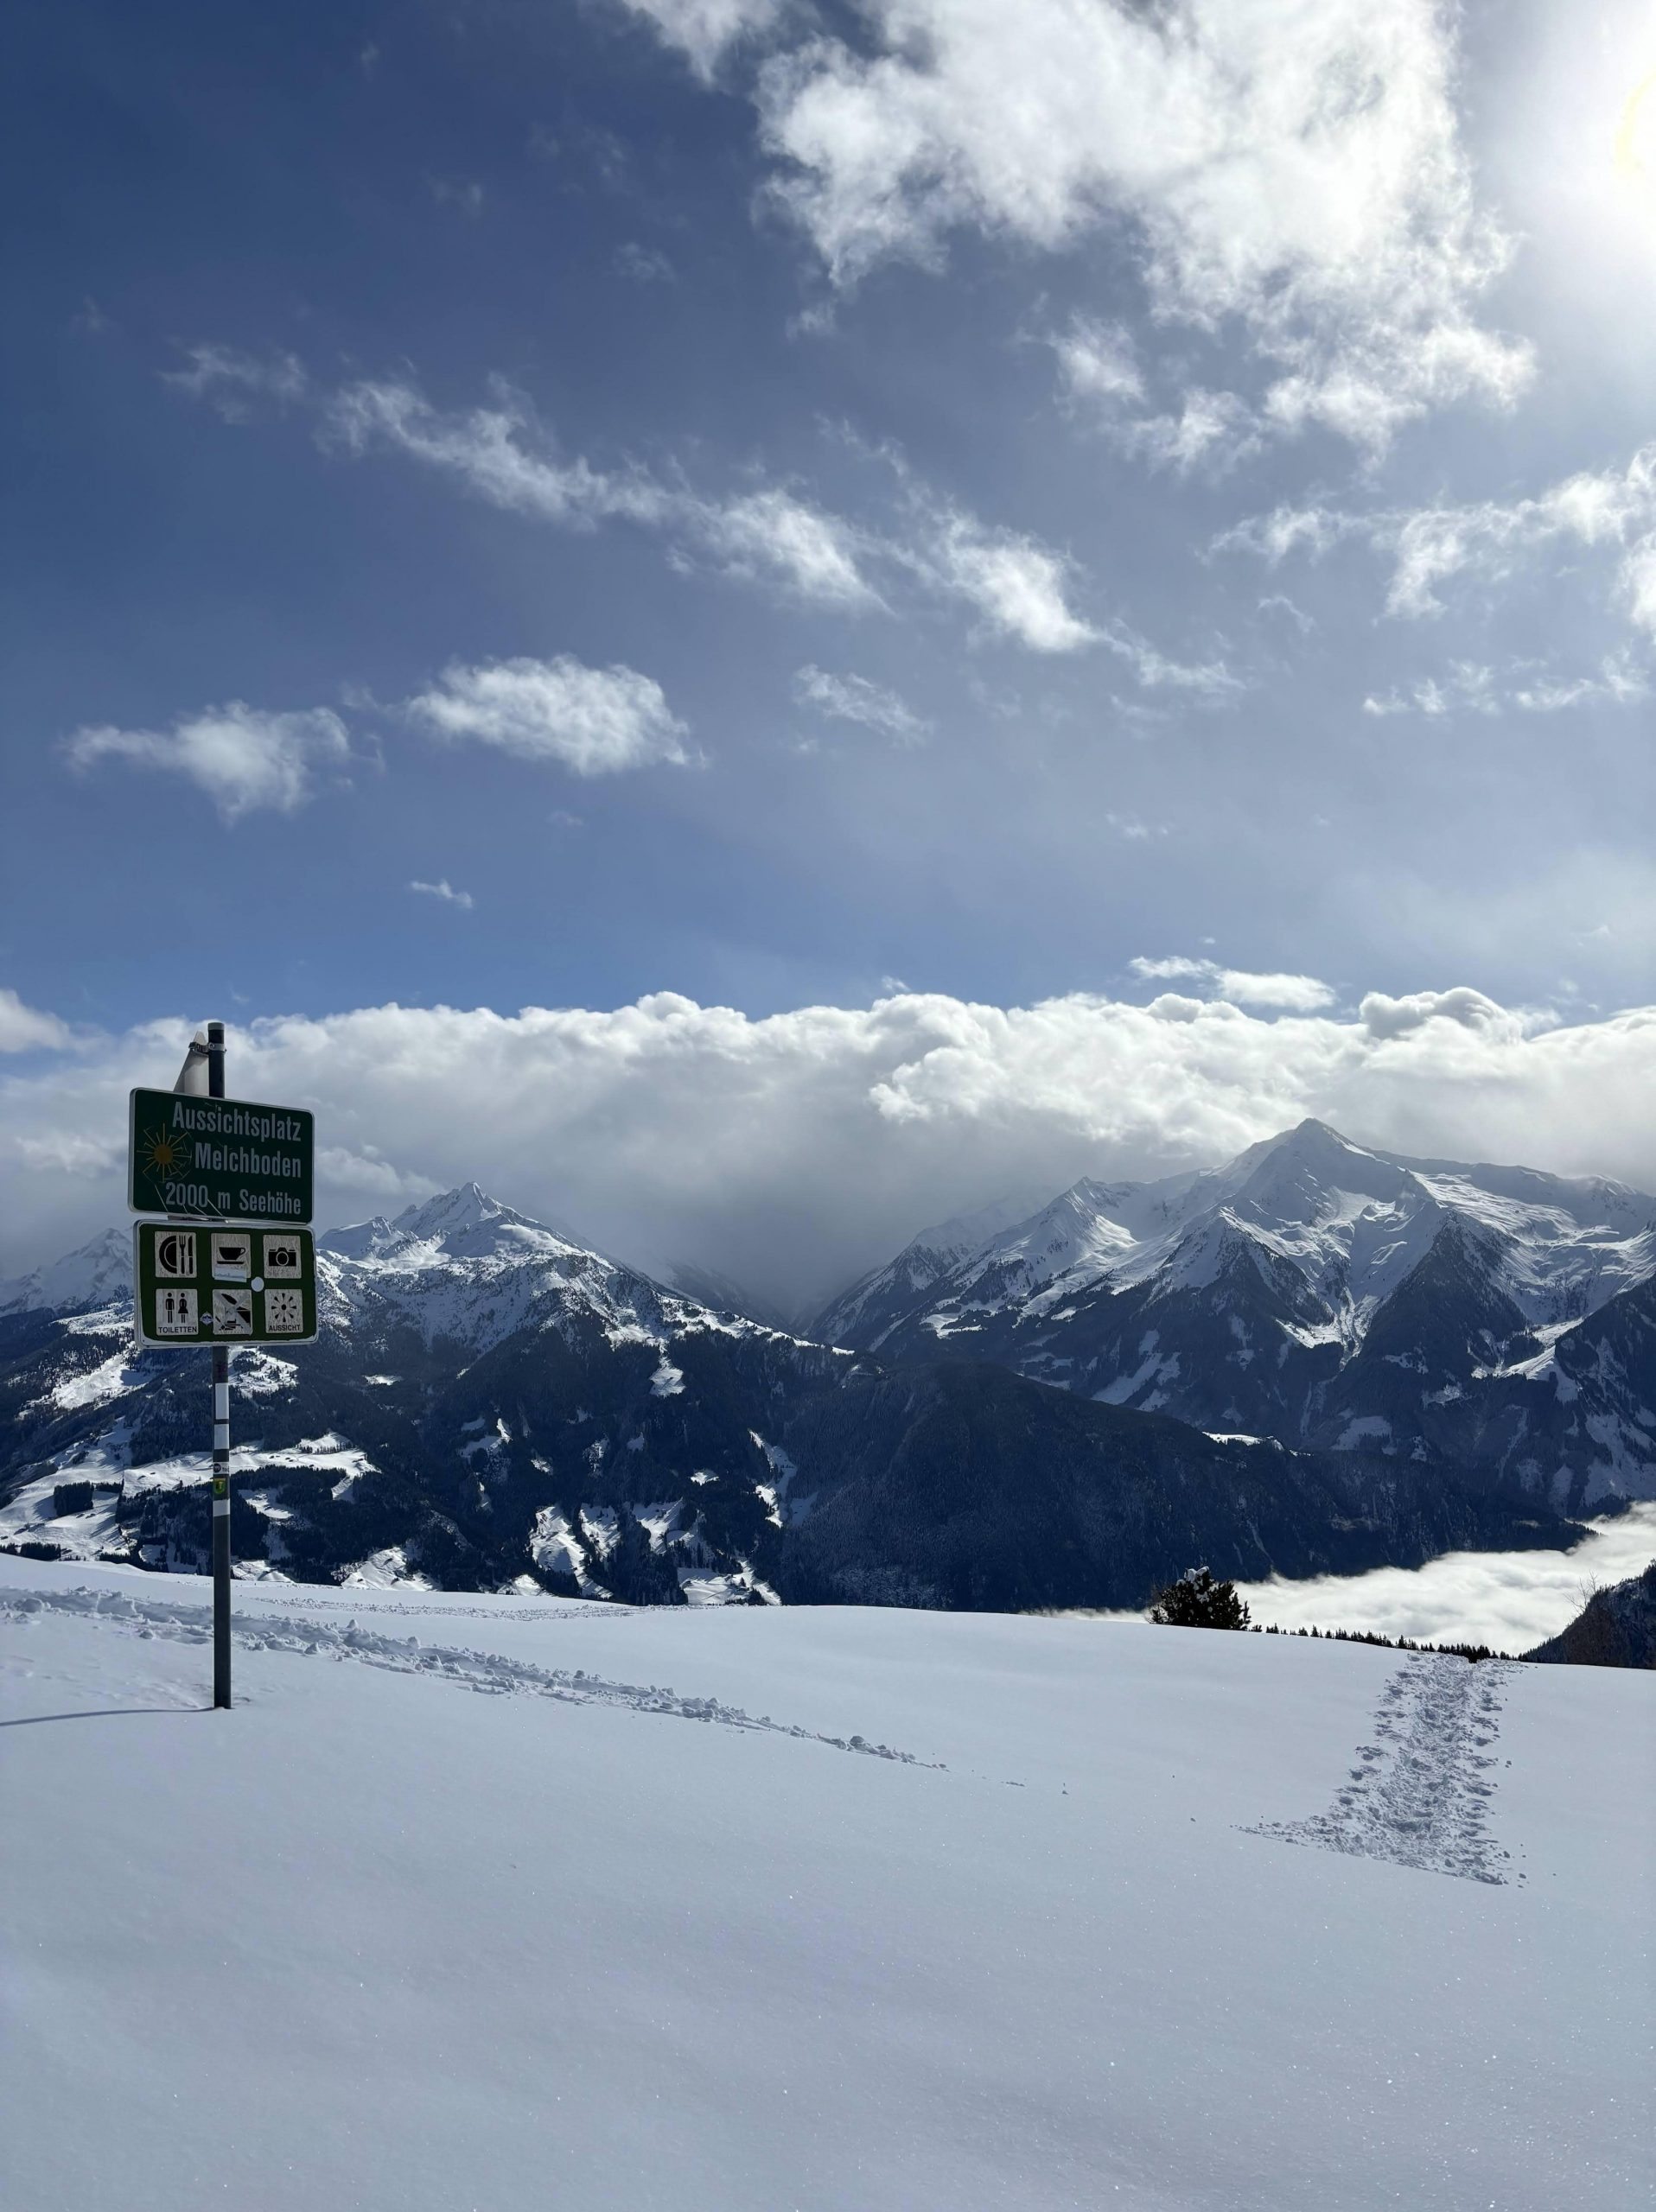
[142, 1129, 183, 1175]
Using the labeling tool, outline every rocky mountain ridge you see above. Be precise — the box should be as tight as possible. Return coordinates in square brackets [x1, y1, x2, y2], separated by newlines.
[812, 1120, 1656, 1513]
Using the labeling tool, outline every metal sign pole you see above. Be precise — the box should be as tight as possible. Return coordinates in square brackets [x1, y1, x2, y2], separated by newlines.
[143, 1017, 313, 1704]
[206, 1020, 232, 1710]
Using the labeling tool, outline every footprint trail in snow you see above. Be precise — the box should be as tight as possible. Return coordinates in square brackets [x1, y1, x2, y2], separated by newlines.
[0, 1585, 939, 1769]
[1247, 1654, 1519, 1885]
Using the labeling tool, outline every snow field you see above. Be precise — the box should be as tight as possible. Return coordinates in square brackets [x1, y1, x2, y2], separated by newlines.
[1, 1560, 1649, 2212]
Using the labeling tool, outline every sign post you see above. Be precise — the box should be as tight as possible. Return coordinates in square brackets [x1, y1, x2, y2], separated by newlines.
[206, 1025, 232, 1711]
[130, 1023, 317, 1711]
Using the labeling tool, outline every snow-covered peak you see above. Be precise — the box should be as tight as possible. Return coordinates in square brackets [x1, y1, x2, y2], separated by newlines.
[322, 1185, 585, 1272]
[815, 1120, 1656, 1355]
[315, 1215, 398, 1262]
[810, 1187, 1053, 1341]
[0, 1228, 132, 1318]
[391, 1182, 531, 1241]
[1226, 1120, 1417, 1224]
[901, 1188, 1061, 1268]
[311, 1185, 797, 1364]
[961, 1180, 1146, 1294]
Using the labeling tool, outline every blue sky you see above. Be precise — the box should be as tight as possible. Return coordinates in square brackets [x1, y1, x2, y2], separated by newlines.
[6, 0, 1656, 1295]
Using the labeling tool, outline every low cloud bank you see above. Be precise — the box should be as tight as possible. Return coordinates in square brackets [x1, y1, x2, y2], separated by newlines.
[1235, 1506, 1656, 1654]
[5, 983, 1656, 1311]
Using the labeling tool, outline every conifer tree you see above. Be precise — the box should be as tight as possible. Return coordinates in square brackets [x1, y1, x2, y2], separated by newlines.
[1147, 1565, 1251, 1630]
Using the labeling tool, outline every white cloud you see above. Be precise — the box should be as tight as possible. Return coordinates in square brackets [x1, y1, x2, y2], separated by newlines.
[163, 344, 308, 419]
[316, 1144, 441, 1203]
[1512, 655, 1648, 712]
[1363, 656, 1646, 719]
[13, 1131, 118, 1178]
[1355, 986, 1523, 1043]
[793, 665, 930, 743]
[1385, 499, 1569, 621]
[1223, 446, 1656, 630]
[1127, 391, 1261, 477]
[614, 0, 782, 80]
[1052, 316, 1144, 410]
[1258, 594, 1315, 636]
[0, 989, 73, 1052]
[684, 487, 876, 608]
[1214, 504, 1358, 567]
[1619, 537, 1656, 634]
[1237, 1505, 1656, 1653]
[1102, 623, 1240, 696]
[10, 984, 1656, 1311]
[916, 507, 1099, 652]
[62, 702, 349, 822]
[429, 176, 486, 215]
[327, 377, 879, 611]
[406, 656, 691, 777]
[1130, 957, 1335, 1012]
[1054, 323, 1260, 475]
[1362, 663, 1493, 719]
[745, 0, 1528, 446]
[327, 378, 664, 530]
[409, 879, 475, 911]
[191, 358, 1221, 664]
[615, 241, 676, 283]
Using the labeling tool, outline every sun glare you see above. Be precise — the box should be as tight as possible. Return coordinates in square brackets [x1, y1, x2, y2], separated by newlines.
[1614, 68, 1656, 187]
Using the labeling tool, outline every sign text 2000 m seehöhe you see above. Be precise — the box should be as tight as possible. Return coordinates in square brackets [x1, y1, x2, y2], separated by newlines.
[127, 1088, 314, 1224]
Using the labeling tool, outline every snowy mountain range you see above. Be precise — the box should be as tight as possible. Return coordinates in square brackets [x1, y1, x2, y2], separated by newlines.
[814, 1119, 1656, 1513]
[0, 1168, 1571, 1606]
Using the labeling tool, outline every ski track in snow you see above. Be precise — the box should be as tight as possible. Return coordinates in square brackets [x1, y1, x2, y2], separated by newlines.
[0, 1585, 939, 1768]
[237, 1592, 634, 1627]
[1247, 1655, 1520, 1885]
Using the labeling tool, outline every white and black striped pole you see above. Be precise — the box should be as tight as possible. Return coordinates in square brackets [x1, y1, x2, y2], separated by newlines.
[175, 1018, 232, 1707]
[206, 1021, 232, 1708]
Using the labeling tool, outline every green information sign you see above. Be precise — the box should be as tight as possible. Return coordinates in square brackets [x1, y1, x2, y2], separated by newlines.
[132, 1222, 319, 1348]
[128, 1086, 313, 1224]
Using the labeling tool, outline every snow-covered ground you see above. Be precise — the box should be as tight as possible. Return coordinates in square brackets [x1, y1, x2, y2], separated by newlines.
[3, 1560, 1648, 2211]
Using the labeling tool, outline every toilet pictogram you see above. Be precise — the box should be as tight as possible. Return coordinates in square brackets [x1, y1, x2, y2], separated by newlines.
[154, 1287, 199, 1335]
